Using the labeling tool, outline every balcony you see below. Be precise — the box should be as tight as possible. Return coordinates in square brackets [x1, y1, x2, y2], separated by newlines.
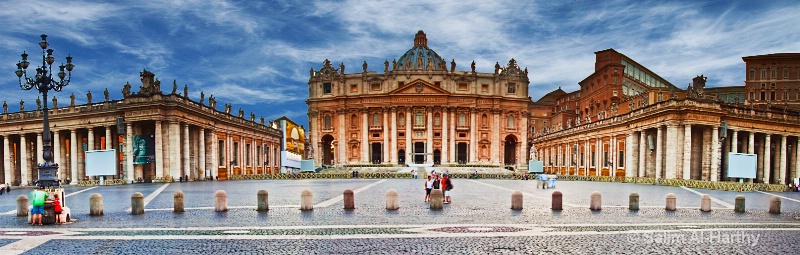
[412, 124, 426, 130]
[456, 125, 470, 131]
[322, 127, 334, 132]
[368, 125, 383, 131]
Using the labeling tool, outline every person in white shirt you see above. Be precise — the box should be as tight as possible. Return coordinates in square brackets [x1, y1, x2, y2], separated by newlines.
[424, 175, 434, 202]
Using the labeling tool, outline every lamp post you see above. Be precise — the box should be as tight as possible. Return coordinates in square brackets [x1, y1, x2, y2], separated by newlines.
[15, 34, 74, 188]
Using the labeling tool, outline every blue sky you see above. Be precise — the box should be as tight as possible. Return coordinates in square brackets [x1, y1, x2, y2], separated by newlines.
[1, 1, 798, 127]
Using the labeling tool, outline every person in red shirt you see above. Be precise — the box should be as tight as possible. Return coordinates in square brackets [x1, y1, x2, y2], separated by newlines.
[53, 193, 63, 224]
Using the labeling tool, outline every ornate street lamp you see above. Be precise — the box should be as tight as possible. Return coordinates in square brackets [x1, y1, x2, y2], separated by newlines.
[15, 34, 74, 188]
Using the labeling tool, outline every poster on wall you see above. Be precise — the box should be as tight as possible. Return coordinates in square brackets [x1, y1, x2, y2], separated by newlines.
[133, 135, 156, 164]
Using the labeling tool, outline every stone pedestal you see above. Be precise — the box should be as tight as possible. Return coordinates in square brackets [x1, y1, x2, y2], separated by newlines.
[665, 193, 676, 211]
[174, 191, 185, 213]
[769, 196, 781, 214]
[257, 190, 269, 211]
[214, 190, 227, 212]
[511, 191, 523, 210]
[734, 195, 745, 213]
[629, 193, 639, 211]
[699, 194, 711, 212]
[16, 195, 29, 217]
[343, 189, 354, 210]
[131, 192, 144, 215]
[429, 189, 443, 210]
[590, 192, 601, 211]
[300, 190, 313, 211]
[90, 193, 103, 216]
[385, 189, 398, 210]
[551, 191, 562, 210]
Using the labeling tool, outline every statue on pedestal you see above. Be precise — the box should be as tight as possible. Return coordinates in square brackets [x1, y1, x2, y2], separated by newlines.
[86, 90, 92, 104]
[172, 80, 178, 94]
[122, 82, 132, 97]
[104, 88, 110, 102]
[183, 84, 188, 98]
[200, 91, 205, 104]
[529, 144, 538, 161]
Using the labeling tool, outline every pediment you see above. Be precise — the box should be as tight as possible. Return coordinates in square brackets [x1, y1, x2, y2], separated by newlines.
[388, 79, 450, 95]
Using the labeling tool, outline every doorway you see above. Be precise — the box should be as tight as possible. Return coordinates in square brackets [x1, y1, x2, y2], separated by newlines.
[371, 143, 382, 164]
[414, 142, 425, 164]
[321, 135, 334, 166]
[456, 142, 467, 164]
[504, 135, 517, 165]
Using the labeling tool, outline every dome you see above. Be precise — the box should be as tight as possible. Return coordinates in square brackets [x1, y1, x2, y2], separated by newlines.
[395, 30, 447, 71]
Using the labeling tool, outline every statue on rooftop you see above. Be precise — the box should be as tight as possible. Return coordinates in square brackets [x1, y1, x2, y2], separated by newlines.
[363, 61, 368, 72]
[172, 80, 178, 94]
[200, 91, 205, 104]
[104, 88, 110, 102]
[340, 62, 345, 74]
[20, 100, 24, 112]
[2, 101, 6, 113]
[450, 59, 456, 72]
[70, 93, 75, 106]
[183, 84, 188, 99]
[122, 82, 132, 97]
[52, 96, 57, 108]
[384, 59, 389, 73]
[471, 60, 476, 73]
[36, 97, 41, 110]
[86, 90, 92, 104]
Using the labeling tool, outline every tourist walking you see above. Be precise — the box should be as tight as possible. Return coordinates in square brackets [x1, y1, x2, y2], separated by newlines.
[424, 175, 433, 202]
[412, 169, 418, 179]
[549, 174, 557, 188]
[538, 173, 549, 189]
[443, 174, 453, 203]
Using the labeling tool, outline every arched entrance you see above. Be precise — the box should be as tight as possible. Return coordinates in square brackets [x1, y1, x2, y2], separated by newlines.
[433, 149, 441, 165]
[398, 149, 405, 165]
[504, 135, 517, 165]
[321, 135, 334, 166]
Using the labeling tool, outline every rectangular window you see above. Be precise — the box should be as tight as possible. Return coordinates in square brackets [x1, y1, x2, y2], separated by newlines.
[371, 83, 381, 91]
[399, 132, 404, 137]
[265, 146, 270, 165]
[350, 84, 357, 92]
[783, 91, 789, 100]
[749, 70, 754, 80]
[218, 140, 226, 166]
[618, 150, 624, 167]
[246, 143, 251, 166]
[323, 83, 332, 94]
[257, 146, 261, 166]
[771, 92, 776, 100]
[481, 84, 488, 92]
[233, 142, 239, 165]
[749, 92, 754, 101]
[784, 69, 789, 78]
[458, 83, 467, 90]
[761, 70, 766, 80]
[603, 151, 609, 167]
[580, 152, 585, 166]
[771, 69, 776, 78]
[761, 92, 766, 100]
[507, 83, 516, 94]
[434, 81, 441, 87]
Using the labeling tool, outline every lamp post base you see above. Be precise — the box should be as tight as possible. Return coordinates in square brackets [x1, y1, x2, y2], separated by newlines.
[36, 163, 60, 188]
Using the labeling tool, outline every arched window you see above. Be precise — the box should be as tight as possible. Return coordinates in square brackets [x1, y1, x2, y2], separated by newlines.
[458, 113, 466, 126]
[415, 112, 424, 125]
[507, 116, 515, 128]
[324, 115, 332, 129]
[434, 113, 440, 125]
[372, 113, 380, 126]
[350, 114, 357, 128]
[481, 114, 488, 126]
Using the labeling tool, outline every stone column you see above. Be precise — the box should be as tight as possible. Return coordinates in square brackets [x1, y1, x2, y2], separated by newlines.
[665, 125, 678, 179]
[53, 131, 62, 180]
[88, 128, 95, 151]
[779, 135, 787, 184]
[155, 121, 163, 178]
[639, 131, 646, 177]
[683, 124, 692, 180]
[710, 126, 720, 182]
[105, 126, 112, 150]
[3, 136, 11, 185]
[126, 123, 134, 182]
[625, 132, 636, 177]
[183, 124, 190, 179]
[361, 109, 368, 163]
[37, 133, 43, 163]
[70, 130, 78, 182]
[338, 110, 346, 165]
[211, 131, 218, 179]
[520, 112, 529, 169]
[610, 136, 616, 177]
[383, 109, 389, 163]
[20, 135, 28, 185]
[731, 130, 738, 153]
[227, 132, 233, 175]
[169, 122, 181, 178]
[405, 108, 411, 164]
[469, 109, 476, 163]
[391, 108, 398, 164]
[796, 138, 800, 184]
[763, 134, 772, 183]
[655, 126, 663, 179]
[585, 140, 590, 175]
[441, 108, 448, 164]
[492, 110, 500, 164]
[449, 109, 455, 163]
[199, 128, 206, 179]
[426, 108, 433, 164]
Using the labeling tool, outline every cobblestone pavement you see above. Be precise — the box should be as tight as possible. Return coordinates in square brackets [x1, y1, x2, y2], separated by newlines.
[0, 179, 798, 254]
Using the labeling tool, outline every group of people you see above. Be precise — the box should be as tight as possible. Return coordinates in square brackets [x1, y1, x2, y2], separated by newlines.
[537, 174, 557, 189]
[424, 170, 453, 204]
[789, 182, 799, 192]
[29, 187, 63, 225]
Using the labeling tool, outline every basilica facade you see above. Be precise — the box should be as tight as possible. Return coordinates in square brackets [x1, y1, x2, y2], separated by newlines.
[306, 31, 532, 169]
[0, 70, 283, 186]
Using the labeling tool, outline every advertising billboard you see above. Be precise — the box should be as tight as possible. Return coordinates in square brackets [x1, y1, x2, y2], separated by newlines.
[284, 120, 305, 156]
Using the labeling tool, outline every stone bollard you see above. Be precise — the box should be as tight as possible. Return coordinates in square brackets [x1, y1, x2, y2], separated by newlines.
[734, 195, 746, 213]
[629, 193, 639, 211]
[551, 191, 562, 210]
[700, 194, 711, 212]
[429, 189, 444, 210]
[214, 190, 227, 212]
[131, 192, 144, 215]
[257, 190, 269, 212]
[385, 189, 399, 210]
[343, 189, 355, 210]
[300, 190, 313, 211]
[665, 193, 676, 211]
[511, 191, 523, 210]
[16, 195, 29, 217]
[174, 191, 185, 213]
[90, 193, 104, 216]
[769, 196, 781, 214]
[590, 191, 601, 211]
